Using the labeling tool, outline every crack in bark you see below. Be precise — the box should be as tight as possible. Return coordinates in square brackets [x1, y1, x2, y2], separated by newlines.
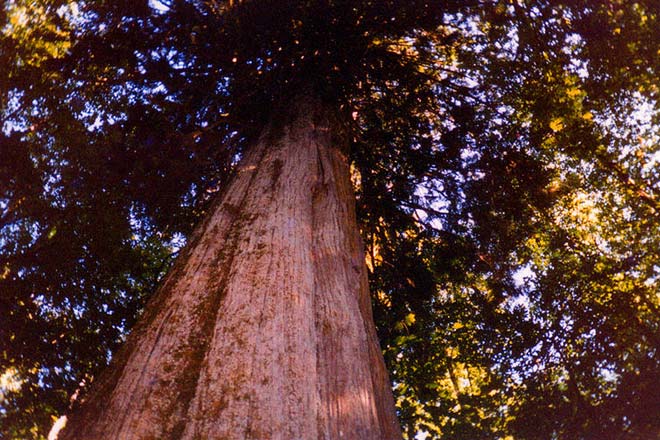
[244, 225, 277, 440]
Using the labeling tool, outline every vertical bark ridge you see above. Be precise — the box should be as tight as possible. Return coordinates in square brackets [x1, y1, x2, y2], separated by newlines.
[168, 139, 272, 440]
[58, 94, 402, 439]
[312, 135, 387, 439]
[59, 140, 269, 439]
[180, 110, 321, 439]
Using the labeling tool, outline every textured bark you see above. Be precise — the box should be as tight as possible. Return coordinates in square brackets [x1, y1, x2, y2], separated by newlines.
[58, 94, 401, 439]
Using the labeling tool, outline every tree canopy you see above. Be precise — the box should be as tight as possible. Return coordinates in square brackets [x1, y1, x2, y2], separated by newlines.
[1, 1, 659, 438]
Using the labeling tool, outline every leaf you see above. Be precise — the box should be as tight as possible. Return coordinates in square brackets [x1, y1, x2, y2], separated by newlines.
[549, 118, 564, 132]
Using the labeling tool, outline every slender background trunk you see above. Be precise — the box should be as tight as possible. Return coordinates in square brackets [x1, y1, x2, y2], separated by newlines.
[57, 94, 401, 439]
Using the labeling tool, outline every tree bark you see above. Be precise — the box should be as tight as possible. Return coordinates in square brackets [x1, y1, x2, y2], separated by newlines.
[57, 93, 402, 439]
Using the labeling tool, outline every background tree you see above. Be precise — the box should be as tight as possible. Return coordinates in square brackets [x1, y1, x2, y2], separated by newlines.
[1, 0, 659, 438]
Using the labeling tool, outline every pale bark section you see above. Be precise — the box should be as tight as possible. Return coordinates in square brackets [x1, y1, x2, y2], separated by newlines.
[59, 96, 401, 439]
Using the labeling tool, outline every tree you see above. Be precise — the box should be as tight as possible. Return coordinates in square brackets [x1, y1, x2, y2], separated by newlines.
[55, 93, 402, 438]
[2, 1, 659, 439]
[4, 0, 462, 437]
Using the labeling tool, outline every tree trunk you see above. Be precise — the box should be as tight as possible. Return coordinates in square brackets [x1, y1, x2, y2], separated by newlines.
[56, 93, 402, 439]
